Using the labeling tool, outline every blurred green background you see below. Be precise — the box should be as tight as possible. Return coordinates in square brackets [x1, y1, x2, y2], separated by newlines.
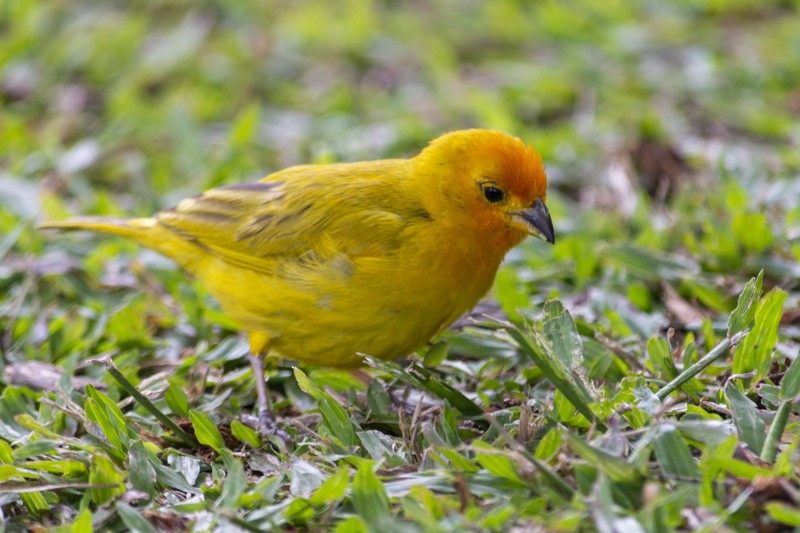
[1, 0, 800, 531]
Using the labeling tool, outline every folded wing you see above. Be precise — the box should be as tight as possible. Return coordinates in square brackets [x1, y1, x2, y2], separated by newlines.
[155, 161, 430, 274]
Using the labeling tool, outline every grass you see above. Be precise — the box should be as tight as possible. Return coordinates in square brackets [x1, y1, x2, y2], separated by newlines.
[2, 0, 800, 531]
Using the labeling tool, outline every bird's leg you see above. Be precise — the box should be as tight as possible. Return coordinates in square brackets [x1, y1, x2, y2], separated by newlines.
[247, 332, 289, 441]
[247, 351, 277, 434]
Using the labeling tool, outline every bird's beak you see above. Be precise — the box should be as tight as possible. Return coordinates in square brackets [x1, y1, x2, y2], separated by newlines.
[509, 198, 555, 244]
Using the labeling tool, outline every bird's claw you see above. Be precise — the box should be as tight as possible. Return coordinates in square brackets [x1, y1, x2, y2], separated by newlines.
[239, 412, 291, 446]
[258, 411, 291, 443]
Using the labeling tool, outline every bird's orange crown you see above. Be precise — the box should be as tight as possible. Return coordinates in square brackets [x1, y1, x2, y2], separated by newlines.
[411, 129, 551, 247]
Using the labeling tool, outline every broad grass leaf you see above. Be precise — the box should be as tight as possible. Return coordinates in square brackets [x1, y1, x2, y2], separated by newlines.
[129, 440, 157, 496]
[534, 428, 563, 461]
[0, 464, 22, 482]
[217, 449, 246, 509]
[780, 357, 800, 399]
[13, 440, 58, 461]
[421, 422, 447, 447]
[590, 474, 647, 533]
[85, 385, 129, 459]
[366, 379, 391, 416]
[309, 369, 369, 393]
[357, 430, 405, 467]
[583, 337, 619, 381]
[364, 360, 484, 417]
[290, 460, 327, 498]
[554, 389, 576, 423]
[168, 455, 202, 487]
[334, 517, 368, 533]
[472, 441, 527, 485]
[308, 467, 349, 506]
[70, 507, 93, 533]
[294, 368, 360, 447]
[647, 337, 677, 380]
[188, 410, 224, 453]
[116, 502, 157, 533]
[733, 213, 773, 254]
[438, 401, 461, 447]
[405, 365, 483, 417]
[507, 325, 604, 430]
[681, 334, 698, 369]
[89, 454, 125, 505]
[713, 456, 774, 480]
[652, 425, 699, 478]
[254, 474, 283, 502]
[20, 490, 48, 517]
[351, 461, 390, 529]
[733, 288, 787, 380]
[103, 363, 197, 448]
[762, 401, 791, 463]
[543, 300, 583, 369]
[284, 497, 314, 524]
[728, 273, 762, 336]
[153, 462, 196, 493]
[725, 384, 766, 453]
[766, 502, 800, 526]
[479, 505, 516, 531]
[231, 420, 261, 448]
[0, 440, 13, 463]
[632, 379, 660, 416]
[565, 432, 638, 482]
[401, 486, 447, 531]
[434, 448, 479, 472]
[672, 420, 735, 447]
[165, 381, 190, 418]
[422, 340, 449, 368]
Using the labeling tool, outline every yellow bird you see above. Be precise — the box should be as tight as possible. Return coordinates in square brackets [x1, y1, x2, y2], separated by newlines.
[41, 129, 554, 433]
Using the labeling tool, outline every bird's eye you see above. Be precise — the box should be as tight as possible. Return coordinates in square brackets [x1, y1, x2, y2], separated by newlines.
[483, 186, 505, 203]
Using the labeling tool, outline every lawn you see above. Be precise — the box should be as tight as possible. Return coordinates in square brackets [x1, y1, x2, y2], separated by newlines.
[1, 1, 800, 531]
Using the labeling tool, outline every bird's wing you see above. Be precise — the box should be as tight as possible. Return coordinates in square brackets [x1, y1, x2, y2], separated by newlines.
[155, 161, 431, 273]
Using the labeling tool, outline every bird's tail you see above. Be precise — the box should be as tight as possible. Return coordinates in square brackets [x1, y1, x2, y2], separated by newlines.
[38, 216, 157, 241]
[39, 216, 201, 270]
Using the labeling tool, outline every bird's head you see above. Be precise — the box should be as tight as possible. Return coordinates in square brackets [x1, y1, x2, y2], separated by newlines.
[412, 129, 554, 248]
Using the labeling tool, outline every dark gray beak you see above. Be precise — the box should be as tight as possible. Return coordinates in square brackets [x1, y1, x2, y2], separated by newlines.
[516, 198, 555, 244]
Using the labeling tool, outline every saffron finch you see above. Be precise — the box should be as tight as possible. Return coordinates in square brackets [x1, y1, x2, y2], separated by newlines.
[41, 129, 554, 433]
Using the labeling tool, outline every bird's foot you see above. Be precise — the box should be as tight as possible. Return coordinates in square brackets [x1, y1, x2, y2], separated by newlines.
[240, 411, 291, 445]
[258, 411, 291, 442]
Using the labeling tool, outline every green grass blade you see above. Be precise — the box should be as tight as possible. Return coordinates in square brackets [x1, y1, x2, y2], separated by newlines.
[652, 425, 699, 478]
[655, 331, 748, 401]
[351, 461, 390, 529]
[217, 449, 247, 509]
[542, 300, 583, 370]
[506, 326, 605, 431]
[725, 383, 766, 454]
[728, 273, 762, 336]
[116, 502, 158, 533]
[189, 410, 225, 453]
[732, 288, 787, 380]
[760, 401, 791, 463]
[128, 440, 157, 496]
[102, 359, 198, 447]
[294, 368, 360, 447]
[564, 431, 639, 482]
[364, 358, 485, 417]
[780, 357, 800, 400]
